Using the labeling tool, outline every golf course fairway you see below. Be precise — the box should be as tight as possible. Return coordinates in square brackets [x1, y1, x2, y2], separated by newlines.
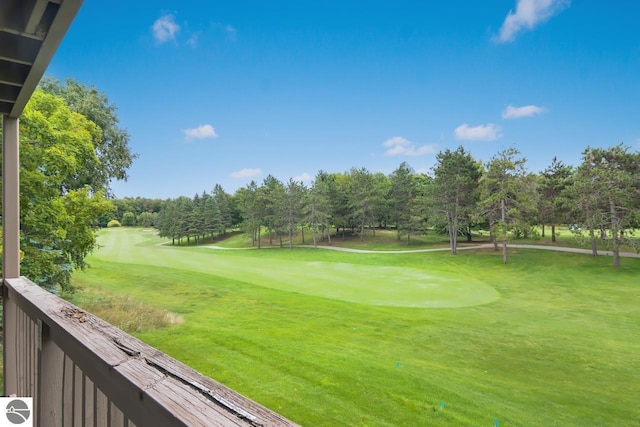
[70, 228, 640, 426]
[92, 228, 499, 308]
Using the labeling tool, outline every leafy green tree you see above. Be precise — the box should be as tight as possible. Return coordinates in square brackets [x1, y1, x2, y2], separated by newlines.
[388, 162, 426, 244]
[213, 184, 237, 234]
[348, 167, 376, 241]
[330, 173, 352, 238]
[410, 173, 432, 238]
[202, 191, 223, 238]
[388, 162, 414, 241]
[235, 181, 262, 247]
[431, 147, 483, 254]
[284, 179, 306, 248]
[538, 157, 573, 242]
[308, 171, 334, 247]
[480, 147, 537, 264]
[121, 212, 137, 226]
[176, 196, 194, 244]
[189, 193, 205, 244]
[568, 144, 640, 267]
[1, 90, 114, 291]
[157, 198, 179, 244]
[371, 172, 391, 234]
[137, 212, 155, 228]
[259, 175, 286, 246]
[39, 77, 137, 194]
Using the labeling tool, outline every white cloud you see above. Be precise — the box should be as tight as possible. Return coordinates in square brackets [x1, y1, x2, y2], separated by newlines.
[186, 33, 199, 48]
[383, 136, 436, 157]
[454, 124, 502, 141]
[230, 168, 263, 179]
[502, 104, 547, 119]
[183, 124, 218, 140]
[293, 172, 312, 182]
[495, 0, 570, 43]
[225, 25, 237, 41]
[152, 13, 180, 44]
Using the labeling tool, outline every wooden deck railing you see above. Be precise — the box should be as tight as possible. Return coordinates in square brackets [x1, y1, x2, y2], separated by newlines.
[2, 276, 299, 427]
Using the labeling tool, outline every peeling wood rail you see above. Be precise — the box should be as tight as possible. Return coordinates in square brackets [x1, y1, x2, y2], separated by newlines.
[3, 277, 299, 427]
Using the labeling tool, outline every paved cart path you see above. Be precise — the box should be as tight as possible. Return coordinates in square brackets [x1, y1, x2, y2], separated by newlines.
[207, 243, 640, 257]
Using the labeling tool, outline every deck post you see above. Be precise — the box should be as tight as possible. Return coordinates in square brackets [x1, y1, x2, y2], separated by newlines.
[2, 114, 20, 279]
[3, 114, 20, 396]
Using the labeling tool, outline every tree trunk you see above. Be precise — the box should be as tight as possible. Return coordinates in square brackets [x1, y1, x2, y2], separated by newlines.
[490, 221, 498, 251]
[258, 227, 261, 249]
[501, 199, 508, 264]
[610, 199, 619, 268]
[289, 227, 293, 249]
[312, 225, 317, 249]
[589, 227, 597, 256]
[551, 224, 556, 243]
[541, 223, 545, 237]
[450, 216, 458, 255]
[301, 226, 305, 244]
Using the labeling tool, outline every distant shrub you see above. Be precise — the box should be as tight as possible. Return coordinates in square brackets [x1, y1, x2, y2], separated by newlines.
[121, 212, 136, 226]
[107, 219, 122, 228]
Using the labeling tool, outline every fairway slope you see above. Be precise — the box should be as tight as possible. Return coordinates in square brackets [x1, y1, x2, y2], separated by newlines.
[95, 228, 499, 308]
[76, 229, 640, 426]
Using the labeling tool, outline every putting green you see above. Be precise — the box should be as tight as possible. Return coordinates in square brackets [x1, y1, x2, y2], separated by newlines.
[93, 229, 499, 308]
[273, 261, 499, 307]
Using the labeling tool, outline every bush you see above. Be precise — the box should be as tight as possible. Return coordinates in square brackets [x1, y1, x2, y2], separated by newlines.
[121, 212, 136, 227]
[107, 219, 122, 228]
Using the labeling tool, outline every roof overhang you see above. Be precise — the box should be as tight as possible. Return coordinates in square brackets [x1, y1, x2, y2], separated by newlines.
[0, 0, 84, 118]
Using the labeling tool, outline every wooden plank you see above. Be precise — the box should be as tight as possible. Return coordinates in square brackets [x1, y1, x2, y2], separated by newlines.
[37, 337, 65, 427]
[74, 365, 83, 427]
[4, 294, 18, 396]
[17, 306, 24, 396]
[29, 316, 35, 396]
[84, 376, 95, 427]
[110, 401, 124, 427]
[96, 389, 108, 427]
[62, 355, 73, 426]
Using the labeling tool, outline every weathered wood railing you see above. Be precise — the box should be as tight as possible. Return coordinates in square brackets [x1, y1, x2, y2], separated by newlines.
[2, 276, 299, 427]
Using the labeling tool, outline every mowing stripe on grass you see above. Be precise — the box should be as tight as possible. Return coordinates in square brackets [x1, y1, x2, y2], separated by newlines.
[94, 228, 499, 308]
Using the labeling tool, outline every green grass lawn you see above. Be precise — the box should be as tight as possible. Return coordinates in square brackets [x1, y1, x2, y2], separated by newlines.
[69, 228, 640, 426]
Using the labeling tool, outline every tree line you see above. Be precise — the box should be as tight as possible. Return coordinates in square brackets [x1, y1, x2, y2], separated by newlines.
[7, 75, 635, 294]
[125, 145, 639, 267]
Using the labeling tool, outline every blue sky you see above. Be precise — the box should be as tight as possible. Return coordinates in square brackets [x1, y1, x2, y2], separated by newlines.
[47, 1, 640, 199]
